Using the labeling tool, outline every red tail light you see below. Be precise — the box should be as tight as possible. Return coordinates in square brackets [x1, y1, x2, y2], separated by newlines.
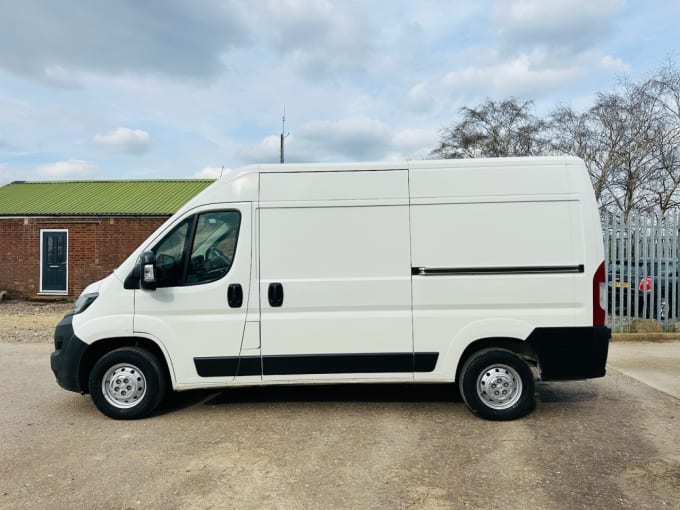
[593, 261, 606, 326]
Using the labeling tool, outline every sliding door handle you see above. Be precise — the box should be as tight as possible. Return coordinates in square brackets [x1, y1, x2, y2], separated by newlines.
[268, 282, 284, 307]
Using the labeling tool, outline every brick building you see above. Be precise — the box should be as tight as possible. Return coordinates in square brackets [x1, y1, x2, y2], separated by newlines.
[0, 180, 212, 299]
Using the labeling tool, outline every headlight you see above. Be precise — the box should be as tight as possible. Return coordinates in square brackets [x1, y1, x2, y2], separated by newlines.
[73, 292, 99, 314]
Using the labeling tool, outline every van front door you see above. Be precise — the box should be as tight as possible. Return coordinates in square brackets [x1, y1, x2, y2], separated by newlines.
[134, 204, 255, 386]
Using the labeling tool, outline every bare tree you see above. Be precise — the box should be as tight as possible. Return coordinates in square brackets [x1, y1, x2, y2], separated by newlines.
[432, 60, 680, 216]
[549, 105, 611, 205]
[432, 98, 549, 159]
[596, 85, 661, 216]
[646, 60, 680, 215]
[550, 64, 680, 216]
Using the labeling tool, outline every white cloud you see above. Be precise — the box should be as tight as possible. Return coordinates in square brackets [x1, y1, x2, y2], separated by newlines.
[37, 159, 98, 179]
[297, 117, 392, 159]
[252, 0, 375, 80]
[0, 163, 31, 186]
[406, 83, 435, 113]
[240, 118, 438, 163]
[0, 1, 672, 183]
[42, 65, 81, 88]
[237, 135, 282, 164]
[92, 128, 151, 154]
[600, 55, 630, 73]
[499, 0, 624, 26]
[194, 166, 227, 179]
[0, 1, 250, 83]
[392, 128, 439, 155]
[494, 0, 625, 54]
[264, 117, 393, 162]
[408, 52, 588, 109]
[441, 55, 583, 98]
[0, 163, 19, 187]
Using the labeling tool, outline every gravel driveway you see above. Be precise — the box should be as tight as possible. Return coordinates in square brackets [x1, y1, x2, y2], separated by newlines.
[0, 301, 71, 343]
[1, 302, 679, 509]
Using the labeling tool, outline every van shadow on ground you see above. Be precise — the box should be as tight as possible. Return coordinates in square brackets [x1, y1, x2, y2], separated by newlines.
[160, 383, 460, 415]
[160, 380, 600, 416]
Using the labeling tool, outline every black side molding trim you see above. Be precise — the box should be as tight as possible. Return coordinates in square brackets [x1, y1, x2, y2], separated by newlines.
[194, 352, 439, 377]
[194, 356, 261, 377]
[412, 265, 585, 276]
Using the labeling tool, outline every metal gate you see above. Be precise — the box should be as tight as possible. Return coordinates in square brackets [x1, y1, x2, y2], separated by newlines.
[603, 212, 680, 332]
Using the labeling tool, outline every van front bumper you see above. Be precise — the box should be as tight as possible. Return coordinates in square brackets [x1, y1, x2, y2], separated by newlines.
[527, 326, 611, 381]
[50, 314, 88, 393]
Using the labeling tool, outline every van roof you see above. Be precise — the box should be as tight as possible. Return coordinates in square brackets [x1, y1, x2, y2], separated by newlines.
[242, 156, 582, 174]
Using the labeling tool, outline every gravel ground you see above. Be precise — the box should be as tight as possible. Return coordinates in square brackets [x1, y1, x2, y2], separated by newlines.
[1, 302, 679, 508]
[1, 343, 679, 509]
[0, 301, 72, 343]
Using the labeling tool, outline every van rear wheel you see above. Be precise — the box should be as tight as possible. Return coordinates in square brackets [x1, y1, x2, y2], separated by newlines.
[89, 347, 167, 420]
[459, 348, 535, 421]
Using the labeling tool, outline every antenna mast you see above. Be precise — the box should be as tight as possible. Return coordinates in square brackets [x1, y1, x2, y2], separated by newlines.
[280, 106, 289, 164]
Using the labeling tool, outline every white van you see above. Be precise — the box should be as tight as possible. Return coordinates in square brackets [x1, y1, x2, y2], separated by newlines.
[51, 157, 610, 421]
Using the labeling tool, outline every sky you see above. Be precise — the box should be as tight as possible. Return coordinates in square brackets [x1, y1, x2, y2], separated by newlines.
[0, 0, 678, 185]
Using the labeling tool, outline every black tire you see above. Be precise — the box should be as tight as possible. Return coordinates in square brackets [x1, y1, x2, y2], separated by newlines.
[89, 347, 167, 420]
[459, 348, 535, 421]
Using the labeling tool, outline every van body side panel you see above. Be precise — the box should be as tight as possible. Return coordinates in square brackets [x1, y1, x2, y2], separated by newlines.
[408, 160, 571, 198]
[260, 170, 407, 201]
[259, 170, 415, 382]
[408, 162, 584, 381]
[567, 158, 606, 326]
[569, 202, 590, 325]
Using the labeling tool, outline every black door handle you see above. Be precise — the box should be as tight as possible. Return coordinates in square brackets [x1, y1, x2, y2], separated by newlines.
[268, 282, 284, 307]
[228, 283, 243, 308]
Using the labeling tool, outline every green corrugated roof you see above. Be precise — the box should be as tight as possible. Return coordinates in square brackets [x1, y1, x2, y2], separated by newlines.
[0, 180, 214, 216]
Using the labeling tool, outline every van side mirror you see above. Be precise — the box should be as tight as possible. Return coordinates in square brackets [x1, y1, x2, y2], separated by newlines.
[140, 251, 157, 290]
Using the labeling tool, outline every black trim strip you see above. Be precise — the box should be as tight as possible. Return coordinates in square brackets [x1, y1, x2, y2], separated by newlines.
[412, 265, 584, 276]
[194, 356, 261, 377]
[194, 353, 439, 378]
[194, 356, 238, 377]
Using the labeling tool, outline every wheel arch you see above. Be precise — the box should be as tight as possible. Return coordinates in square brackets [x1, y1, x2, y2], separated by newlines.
[454, 337, 539, 383]
[79, 337, 173, 394]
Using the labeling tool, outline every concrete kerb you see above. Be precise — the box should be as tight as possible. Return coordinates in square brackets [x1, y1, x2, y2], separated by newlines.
[611, 332, 680, 342]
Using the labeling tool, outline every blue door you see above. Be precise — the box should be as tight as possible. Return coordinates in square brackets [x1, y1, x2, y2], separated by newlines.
[42, 231, 67, 292]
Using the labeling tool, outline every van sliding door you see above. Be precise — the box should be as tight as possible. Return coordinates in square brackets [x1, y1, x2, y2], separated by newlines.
[258, 189, 416, 381]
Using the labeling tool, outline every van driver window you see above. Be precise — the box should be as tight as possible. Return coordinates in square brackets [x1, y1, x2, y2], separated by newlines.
[186, 211, 241, 285]
[152, 211, 241, 287]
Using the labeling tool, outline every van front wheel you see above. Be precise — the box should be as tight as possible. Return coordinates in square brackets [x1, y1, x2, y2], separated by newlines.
[459, 349, 535, 421]
[89, 347, 167, 420]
